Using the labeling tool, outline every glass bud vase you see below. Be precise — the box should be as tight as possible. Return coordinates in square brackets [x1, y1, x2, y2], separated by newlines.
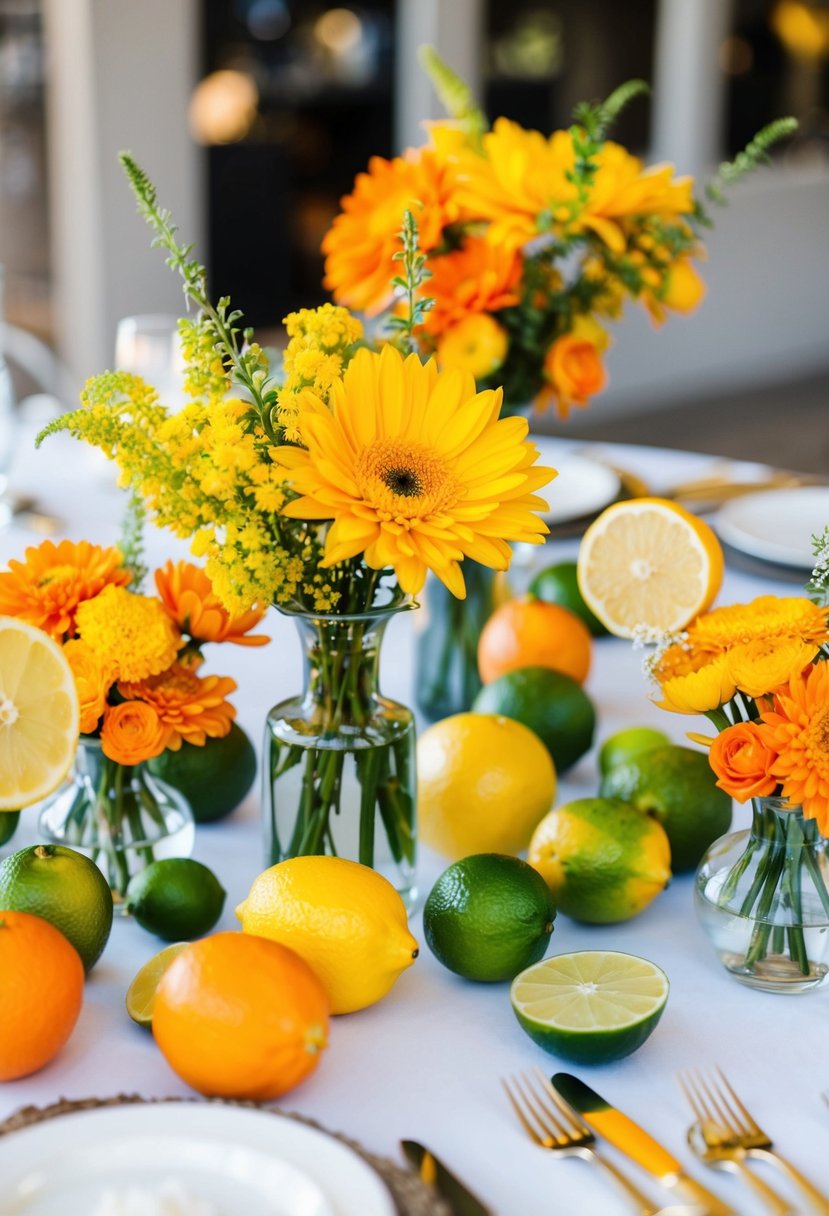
[414, 561, 499, 721]
[695, 796, 829, 993]
[39, 737, 195, 911]
[264, 607, 417, 907]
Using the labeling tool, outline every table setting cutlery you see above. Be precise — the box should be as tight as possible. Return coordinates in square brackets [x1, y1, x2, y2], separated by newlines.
[400, 1140, 491, 1216]
[677, 1068, 829, 1215]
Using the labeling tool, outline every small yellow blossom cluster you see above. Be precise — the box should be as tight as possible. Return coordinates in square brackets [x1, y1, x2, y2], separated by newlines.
[178, 316, 232, 402]
[277, 304, 363, 441]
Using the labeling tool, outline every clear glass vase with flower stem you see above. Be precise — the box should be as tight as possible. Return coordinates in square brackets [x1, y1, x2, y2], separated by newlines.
[695, 795, 829, 993]
[264, 574, 417, 907]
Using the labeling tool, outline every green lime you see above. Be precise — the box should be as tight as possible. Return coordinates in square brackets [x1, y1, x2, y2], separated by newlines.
[0, 811, 20, 847]
[600, 744, 732, 873]
[126, 941, 190, 1027]
[598, 727, 671, 777]
[423, 853, 556, 982]
[0, 843, 113, 972]
[528, 798, 671, 924]
[471, 666, 595, 775]
[125, 858, 226, 941]
[147, 723, 257, 824]
[511, 951, 669, 1064]
[529, 561, 608, 636]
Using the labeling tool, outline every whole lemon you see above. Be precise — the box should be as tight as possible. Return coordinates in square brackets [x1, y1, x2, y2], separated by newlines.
[417, 713, 556, 860]
[528, 797, 671, 924]
[236, 856, 418, 1014]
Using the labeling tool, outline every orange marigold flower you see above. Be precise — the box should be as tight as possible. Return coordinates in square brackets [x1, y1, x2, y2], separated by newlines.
[0, 540, 130, 640]
[423, 239, 522, 338]
[75, 585, 181, 683]
[322, 147, 462, 316]
[689, 596, 829, 657]
[535, 327, 607, 419]
[63, 639, 115, 735]
[120, 663, 237, 750]
[155, 561, 269, 647]
[101, 701, 168, 766]
[757, 661, 829, 834]
[708, 721, 779, 803]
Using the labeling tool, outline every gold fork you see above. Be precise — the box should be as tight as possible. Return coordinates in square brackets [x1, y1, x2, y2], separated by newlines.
[502, 1069, 661, 1216]
[678, 1070, 793, 1214]
[680, 1068, 829, 1214]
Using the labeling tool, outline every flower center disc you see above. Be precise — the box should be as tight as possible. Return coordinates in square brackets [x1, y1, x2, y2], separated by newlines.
[357, 440, 457, 520]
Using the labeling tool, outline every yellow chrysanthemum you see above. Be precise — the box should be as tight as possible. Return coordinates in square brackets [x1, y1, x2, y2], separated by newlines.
[76, 585, 182, 682]
[656, 654, 737, 716]
[580, 142, 694, 254]
[726, 637, 820, 699]
[275, 345, 553, 598]
[689, 596, 829, 656]
[758, 661, 829, 833]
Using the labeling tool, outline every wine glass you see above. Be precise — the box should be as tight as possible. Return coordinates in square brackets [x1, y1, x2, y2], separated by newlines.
[115, 314, 184, 408]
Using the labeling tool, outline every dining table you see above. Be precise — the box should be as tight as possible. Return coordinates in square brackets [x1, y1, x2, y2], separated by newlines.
[0, 407, 825, 1216]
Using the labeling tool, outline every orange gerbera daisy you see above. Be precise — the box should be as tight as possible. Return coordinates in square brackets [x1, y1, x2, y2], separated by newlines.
[758, 661, 829, 833]
[322, 146, 462, 316]
[120, 663, 237, 750]
[275, 344, 553, 598]
[155, 561, 269, 647]
[423, 238, 522, 337]
[0, 540, 130, 640]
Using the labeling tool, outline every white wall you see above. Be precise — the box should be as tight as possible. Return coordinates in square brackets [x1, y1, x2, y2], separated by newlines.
[43, 0, 202, 393]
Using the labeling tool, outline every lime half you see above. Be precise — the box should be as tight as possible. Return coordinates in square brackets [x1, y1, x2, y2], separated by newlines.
[126, 942, 190, 1028]
[510, 950, 669, 1064]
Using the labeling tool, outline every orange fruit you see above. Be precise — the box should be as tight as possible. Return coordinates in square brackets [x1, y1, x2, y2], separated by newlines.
[153, 932, 329, 1100]
[577, 498, 724, 639]
[0, 909, 84, 1081]
[478, 598, 592, 686]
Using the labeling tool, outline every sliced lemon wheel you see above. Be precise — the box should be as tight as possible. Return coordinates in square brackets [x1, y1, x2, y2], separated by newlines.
[0, 617, 79, 810]
[577, 498, 723, 638]
[126, 942, 190, 1027]
[510, 950, 669, 1064]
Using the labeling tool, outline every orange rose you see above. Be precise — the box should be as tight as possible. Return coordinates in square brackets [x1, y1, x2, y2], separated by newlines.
[708, 722, 779, 803]
[101, 701, 168, 766]
[537, 331, 607, 420]
[63, 639, 115, 735]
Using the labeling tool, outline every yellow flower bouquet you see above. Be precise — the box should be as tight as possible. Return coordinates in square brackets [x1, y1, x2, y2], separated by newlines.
[38, 158, 554, 898]
[0, 540, 258, 898]
[649, 567, 829, 992]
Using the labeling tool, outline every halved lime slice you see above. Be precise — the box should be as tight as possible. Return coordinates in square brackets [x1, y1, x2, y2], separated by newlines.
[510, 950, 669, 1064]
[126, 942, 190, 1028]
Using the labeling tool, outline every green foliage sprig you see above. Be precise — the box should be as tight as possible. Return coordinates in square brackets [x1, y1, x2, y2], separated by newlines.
[387, 209, 434, 355]
[419, 45, 487, 146]
[565, 80, 649, 218]
[696, 117, 798, 224]
[119, 490, 148, 591]
[807, 525, 829, 607]
[119, 152, 279, 441]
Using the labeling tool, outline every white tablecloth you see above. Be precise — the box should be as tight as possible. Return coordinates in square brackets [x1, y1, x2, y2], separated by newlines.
[0, 421, 824, 1216]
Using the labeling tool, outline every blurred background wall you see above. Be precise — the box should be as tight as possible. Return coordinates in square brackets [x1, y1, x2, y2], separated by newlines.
[1, 0, 827, 434]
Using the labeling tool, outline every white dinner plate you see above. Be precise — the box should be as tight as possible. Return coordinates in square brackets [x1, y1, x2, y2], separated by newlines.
[715, 486, 829, 569]
[530, 438, 621, 523]
[0, 1103, 396, 1216]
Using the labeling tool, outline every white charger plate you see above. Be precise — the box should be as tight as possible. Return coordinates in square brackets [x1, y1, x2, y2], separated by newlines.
[715, 486, 829, 569]
[0, 1103, 396, 1216]
[530, 438, 620, 523]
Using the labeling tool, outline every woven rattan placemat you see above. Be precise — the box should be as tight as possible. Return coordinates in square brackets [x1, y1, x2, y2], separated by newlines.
[0, 1094, 454, 1216]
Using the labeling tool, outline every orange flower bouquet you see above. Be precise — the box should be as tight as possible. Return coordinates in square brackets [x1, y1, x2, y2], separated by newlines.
[0, 541, 266, 900]
[323, 51, 796, 420]
[649, 577, 829, 991]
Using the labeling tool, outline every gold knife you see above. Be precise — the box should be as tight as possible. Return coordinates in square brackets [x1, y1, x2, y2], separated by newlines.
[401, 1139, 492, 1215]
[552, 1074, 735, 1215]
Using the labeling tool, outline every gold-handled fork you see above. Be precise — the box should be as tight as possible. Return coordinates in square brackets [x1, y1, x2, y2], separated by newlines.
[678, 1071, 793, 1214]
[679, 1068, 829, 1214]
[502, 1070, 661, 1216]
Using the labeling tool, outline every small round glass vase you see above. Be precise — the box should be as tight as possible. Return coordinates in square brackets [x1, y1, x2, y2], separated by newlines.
[38, 737, 195, 911]
[263, 605, 417, 908]
[695, 796, 829, 993]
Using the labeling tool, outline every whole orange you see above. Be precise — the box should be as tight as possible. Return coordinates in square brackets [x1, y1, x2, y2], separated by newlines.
[478, 598, 592, 685]
[0, 909, 84, 1081]
[153, 932, 330, 1100]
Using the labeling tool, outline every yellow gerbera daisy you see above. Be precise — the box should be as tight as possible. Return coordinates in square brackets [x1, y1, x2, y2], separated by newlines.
[275, 345, 553, 598]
